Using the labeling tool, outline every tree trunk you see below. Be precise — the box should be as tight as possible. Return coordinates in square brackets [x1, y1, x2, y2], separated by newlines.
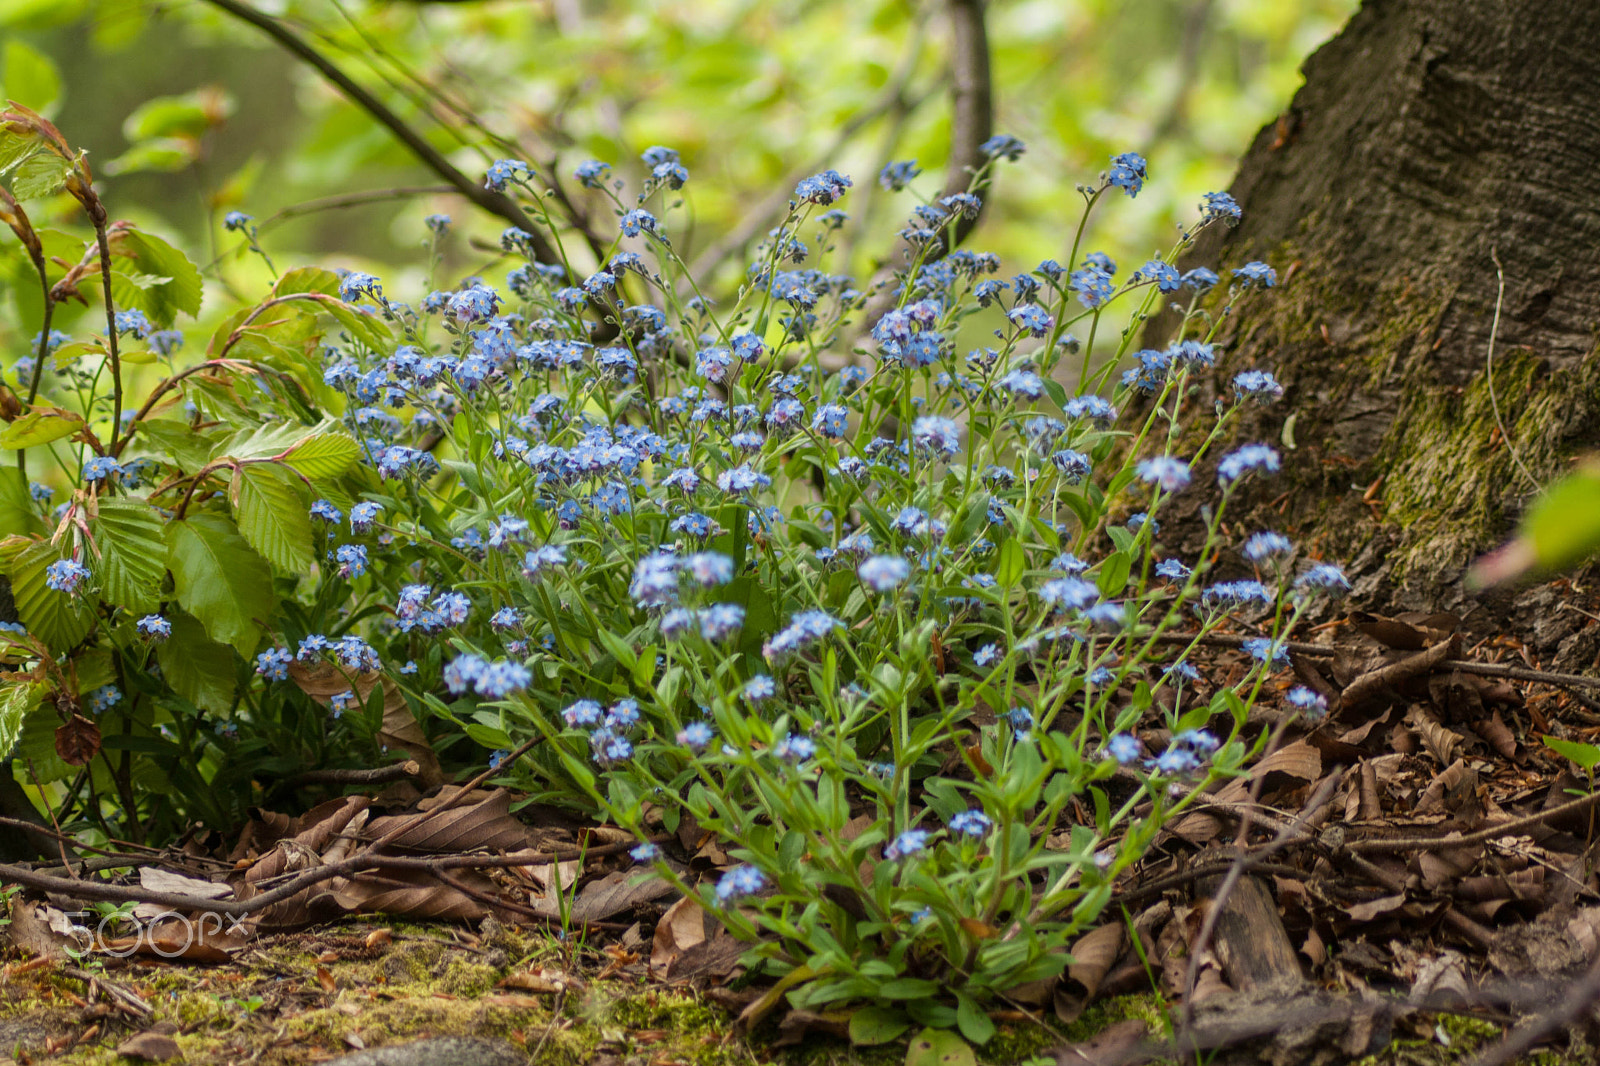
[1175, 0, 1600, 666]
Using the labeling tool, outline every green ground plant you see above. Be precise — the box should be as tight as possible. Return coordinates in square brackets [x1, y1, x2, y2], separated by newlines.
[0, 102, 1345, 1044]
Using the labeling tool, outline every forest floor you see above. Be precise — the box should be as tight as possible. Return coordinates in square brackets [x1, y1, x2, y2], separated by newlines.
[5, 577, 1600, 1065]
[0, 918, 1585, 1066]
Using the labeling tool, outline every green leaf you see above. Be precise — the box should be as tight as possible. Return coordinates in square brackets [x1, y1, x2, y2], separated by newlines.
[848, 1006, 911, 1046]
[102, 138, 197, 177]
[1096, 550, 1132, 598]
[0, 465, 43, 537]
[0, 0, 87, 29]
[715, 575, 779, 662]
[904, 1027, 974, 1066]
[322, 297, 393, 351]
[119, 228, 203, 325]
[1543, 735, 1600, 772]
[231, 462, 314, 573]
[953, 994, 995, 1046]
[994, 538, 1025, 587]
[8, 146, 69, 200]
[5, 537, 96, 652]
[213, 420, 318, 464]
[0, 680, 38, 760]
[13, 691, 68, 784]
[1521, 464, 1600, 572]
[165, 512, 274, 655]
[281, 430, 360, 479]
[595, 628, 637, 672]
[274, 267, 341, 297]
[90, 497, 166, 613]
[2, 38, 62, 116]
[875, 978, 940, 999]
[1057, 490, 1096, 532]
[109, 269, 173, 316]
[156, 610, 238, 716]
[135, 418, 218, 472]
[0, 407, 84, 449]
[122, 91, 230, 142]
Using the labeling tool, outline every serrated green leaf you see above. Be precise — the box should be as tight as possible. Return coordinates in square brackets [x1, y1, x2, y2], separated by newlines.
[90, 497, 166, 612]
[281, 430, 359, 479]
[156, 610, 237, 716]
[165, 512, 273, 655]
[232, 462, 313, 573]
[0, 681, 37, 760]
[119, 228, 202, 325]
[109, 268, 159, 316]
[212, 420, 315, 464]
[9, 148, 69, 200]
[0, 127, 39, 173]
[5, 537, 96, 652]
[274, 267, 341, 297]
[0, 406, 83, 449]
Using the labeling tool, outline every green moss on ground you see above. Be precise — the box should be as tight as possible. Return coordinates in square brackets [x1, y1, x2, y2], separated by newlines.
[0, 930, 1590, 1065]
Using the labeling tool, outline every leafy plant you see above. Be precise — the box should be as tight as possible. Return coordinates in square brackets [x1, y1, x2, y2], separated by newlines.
[0, 106, 1345, 1039]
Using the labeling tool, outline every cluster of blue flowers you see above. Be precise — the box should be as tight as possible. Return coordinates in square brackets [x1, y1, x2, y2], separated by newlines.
[8, 129, 1365, 1000]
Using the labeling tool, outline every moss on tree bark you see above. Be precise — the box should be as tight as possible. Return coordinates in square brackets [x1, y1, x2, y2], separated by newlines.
[1153, 0, 1600, 658]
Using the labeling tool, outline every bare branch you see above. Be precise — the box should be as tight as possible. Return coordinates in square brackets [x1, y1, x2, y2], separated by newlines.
[201, 0, 561, 262]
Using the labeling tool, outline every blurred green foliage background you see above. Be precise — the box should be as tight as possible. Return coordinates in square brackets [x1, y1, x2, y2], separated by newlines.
[0, 0, 1356, 347]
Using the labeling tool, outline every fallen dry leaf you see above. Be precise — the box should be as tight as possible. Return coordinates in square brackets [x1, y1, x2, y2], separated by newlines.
[651, 895, 707, 975]
[115, 1031, 181, 1062]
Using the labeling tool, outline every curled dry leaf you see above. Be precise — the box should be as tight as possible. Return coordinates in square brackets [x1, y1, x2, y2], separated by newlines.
[1350, 611, 1431, 651]
[1342, 637, 1457, 712]
[1472, 711, 1519, 761]
[364, 788, 541, 853]
[288, 660, 442, 786]
[1406, 706, 1464, 766]
[54, 714, 99, 765]
[651, 894, 708, 976]
[1057, 921, 1124, 1021]
[329, 865, 505, 922]
[560, 869, 675, 922]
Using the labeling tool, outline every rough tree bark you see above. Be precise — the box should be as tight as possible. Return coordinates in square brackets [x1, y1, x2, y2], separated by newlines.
[1171, 0, 1600, 669]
